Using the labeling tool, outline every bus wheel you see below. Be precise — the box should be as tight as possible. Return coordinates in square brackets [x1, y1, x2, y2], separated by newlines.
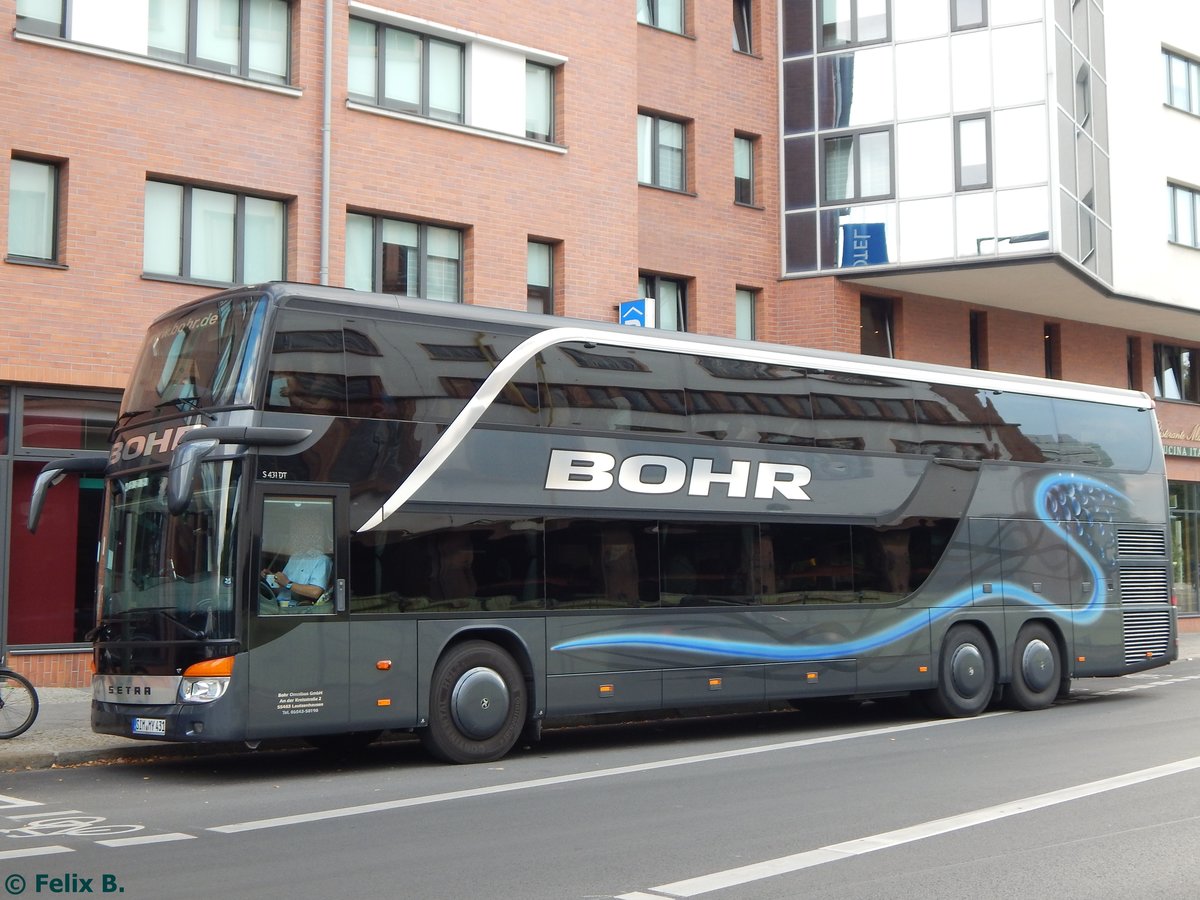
[926, 625, 994, 717]
[422, 641, 526, 764]
[1007, 623, 1062, 711]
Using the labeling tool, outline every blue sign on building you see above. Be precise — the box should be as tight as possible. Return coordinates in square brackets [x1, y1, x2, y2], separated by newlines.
[840, 222, 888, 267]
[619, 298, 655, 327]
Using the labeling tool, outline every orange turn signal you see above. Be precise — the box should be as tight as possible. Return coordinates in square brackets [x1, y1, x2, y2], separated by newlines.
[183, 656, 234, 678]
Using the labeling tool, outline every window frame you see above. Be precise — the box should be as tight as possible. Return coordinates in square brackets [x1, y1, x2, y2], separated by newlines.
[733, 0, 753, 53]
[526, 61, 555, 142]
[860, 295, 894, 358]
[639, 273, 688, 332]
[142, 180, 287, 286]
[148, 0, 292, 85]
[950, 0, 987, 32]
[734, 133, 757, 206]
[348, 16, 465, 123]
[345, 212, 464, 302]
[820, 127, 894, 204]
[637, 0, 686, 35]
[954, 113, 992, 192]
[1165, 49, 1200, 116]
[819, 0, 891, 51]
[735, 287, 757, 341]
[1169, 183, 1200, 249]
[7, 156, 61, 265]
[1153, 342, 1200, 403]
[638, 113, 689, 192]
[14, 0, 64, 36]
[527, 240, 554, 315]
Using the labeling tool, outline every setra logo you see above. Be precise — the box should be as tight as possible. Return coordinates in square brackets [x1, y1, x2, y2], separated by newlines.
[544, 449, 813, 500]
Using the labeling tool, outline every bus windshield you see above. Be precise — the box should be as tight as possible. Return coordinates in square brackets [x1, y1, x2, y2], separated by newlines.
[100, 460, 242, 643]
[121, 294, 268, 418]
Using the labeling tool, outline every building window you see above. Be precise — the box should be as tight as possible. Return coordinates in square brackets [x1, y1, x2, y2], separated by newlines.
[1044, 323, 1062, 379]
[637, 0, 684, 35]
[1164, 49, 1200, 115]
[143, 181, 285, 284]
[526, 62, 554, 142]
[1154, 343, 1200, 402]
[951, 0, 986, 31]
[822, 128, 892, 202]
[734, 134, 756, 205]
[148, 0, 290, 84]
[819, 0, 889, 50]
[638, 114, 687, 191]
[348, 17, 464, 123]
[1169, 183, 1199, 249]
[640, 274, 687, 332]
[527, 240, 553, 314]
[345, 213, 462, 301]
[733, 0, 752, 53]
[1127, 337, 1143, 392]
[15, 0, 63, 36]
[1075, 63, 1092, 128]
[969, 310, 988, 370]
[8, 158, 59, 263]
[860, 295, 893, 358]
[735, 288, 757, 340]
[954, 114, 991, 191]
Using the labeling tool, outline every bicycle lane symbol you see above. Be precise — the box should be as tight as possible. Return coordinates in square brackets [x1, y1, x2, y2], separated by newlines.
[0, 796, 144, 842]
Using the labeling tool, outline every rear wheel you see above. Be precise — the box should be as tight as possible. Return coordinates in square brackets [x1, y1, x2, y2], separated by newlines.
[421, 641, 526, 764]
[925, 625, 994, 717]
[1007, 623, 1062, 711]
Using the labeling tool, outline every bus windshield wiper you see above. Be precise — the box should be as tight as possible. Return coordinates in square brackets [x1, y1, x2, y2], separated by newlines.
[96, 607, 208, 641]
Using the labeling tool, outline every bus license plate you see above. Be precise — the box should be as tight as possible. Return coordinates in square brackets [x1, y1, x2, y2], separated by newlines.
[132, 717, 166, 736]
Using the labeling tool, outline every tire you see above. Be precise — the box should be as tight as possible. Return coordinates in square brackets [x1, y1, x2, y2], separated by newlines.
[925, 625, 994, 718]
[421, 641, 527, 764]
[1007, 623, 1062, 711]
[0, 670, 39, 740]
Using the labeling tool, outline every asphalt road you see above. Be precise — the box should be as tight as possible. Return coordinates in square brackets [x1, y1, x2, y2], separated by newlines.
[2, 651, 1200, 900]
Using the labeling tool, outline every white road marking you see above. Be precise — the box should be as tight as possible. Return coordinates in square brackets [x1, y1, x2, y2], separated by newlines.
[618, 755, 1200, 898]
[0, 845, 72, 860]
[209, 716, 1003, 834]
[97, 833, 196, 847]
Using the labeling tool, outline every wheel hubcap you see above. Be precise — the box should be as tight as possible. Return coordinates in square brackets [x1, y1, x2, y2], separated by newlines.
[950, 643, 986, 697]
[1020, 639, 1055, 692]
[450, 666, 510, 740]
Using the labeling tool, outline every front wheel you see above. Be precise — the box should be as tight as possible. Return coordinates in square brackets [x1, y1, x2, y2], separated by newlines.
[0, 670, 39, 739]
[924, 625, 994, 718]
[1007, 623, 1062, 711]
[421, 641, 526, 764]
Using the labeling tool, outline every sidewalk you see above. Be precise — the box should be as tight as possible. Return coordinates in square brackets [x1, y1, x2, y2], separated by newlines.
[5, 632, 1200, 771]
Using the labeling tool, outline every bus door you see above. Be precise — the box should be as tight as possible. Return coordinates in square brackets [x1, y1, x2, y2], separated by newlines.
[246, 485, 350, 739]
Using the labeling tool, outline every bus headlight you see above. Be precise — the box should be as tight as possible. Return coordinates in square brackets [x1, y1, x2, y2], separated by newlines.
[179, 655, 235, 704]
[179, 677, 230, 703]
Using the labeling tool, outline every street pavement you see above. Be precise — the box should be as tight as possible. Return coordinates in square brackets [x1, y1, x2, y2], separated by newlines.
[5, 630, 1200, 772]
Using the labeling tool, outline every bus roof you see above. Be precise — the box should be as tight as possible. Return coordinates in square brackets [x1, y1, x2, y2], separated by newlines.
[169, 282, 1154, 412]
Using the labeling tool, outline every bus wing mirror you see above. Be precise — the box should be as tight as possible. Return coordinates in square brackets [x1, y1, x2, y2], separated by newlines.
[168, 439, 219, 515]
[27, 455, 108, 533]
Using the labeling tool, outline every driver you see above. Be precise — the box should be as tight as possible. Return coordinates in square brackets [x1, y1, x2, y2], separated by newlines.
[262, 518, 332, 607]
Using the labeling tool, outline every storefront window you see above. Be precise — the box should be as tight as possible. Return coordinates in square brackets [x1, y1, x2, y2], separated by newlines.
[20, 395, 117, 451]
[1170, 481, 1200, 616]
[6, 391, 120, 646]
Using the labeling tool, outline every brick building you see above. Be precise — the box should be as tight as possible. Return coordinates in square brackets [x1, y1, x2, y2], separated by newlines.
[2, 0, 1199, 685]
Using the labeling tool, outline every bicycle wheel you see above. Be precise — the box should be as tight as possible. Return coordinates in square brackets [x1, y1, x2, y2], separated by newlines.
[0, 669, 39, 739]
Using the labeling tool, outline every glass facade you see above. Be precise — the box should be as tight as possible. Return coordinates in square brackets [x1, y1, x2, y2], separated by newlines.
[2, 388, 121, 649]
[780, 2, 1108, 277]
[1170, 482, 1200, 616]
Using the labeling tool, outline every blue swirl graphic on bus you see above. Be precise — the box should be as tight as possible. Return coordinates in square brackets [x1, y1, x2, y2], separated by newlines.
[550, 472, 1125, 662]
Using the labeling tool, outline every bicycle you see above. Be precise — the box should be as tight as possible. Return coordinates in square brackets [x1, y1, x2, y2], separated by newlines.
[0, 660, 39, 740]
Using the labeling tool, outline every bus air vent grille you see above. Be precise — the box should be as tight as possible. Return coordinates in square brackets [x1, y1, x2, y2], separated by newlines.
[1118, 566, 1170, 603]
[1117, 530, 1166, 557]
[1123, 609, 1172, 665]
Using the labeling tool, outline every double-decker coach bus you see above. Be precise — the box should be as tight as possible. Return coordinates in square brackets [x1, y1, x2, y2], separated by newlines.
[29, 282, 1176, 763]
